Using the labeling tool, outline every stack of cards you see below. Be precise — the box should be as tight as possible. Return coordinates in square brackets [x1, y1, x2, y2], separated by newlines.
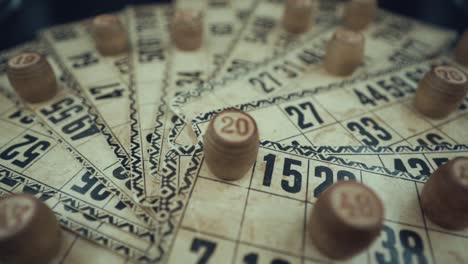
[0, 0, 467, 263]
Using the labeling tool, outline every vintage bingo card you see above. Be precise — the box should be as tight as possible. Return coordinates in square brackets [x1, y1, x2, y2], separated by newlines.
[0, 43, 156, 225]
[127, 4, 170, 202]
[41, 14, 132, 171]
[168, 0, 342, 147]
[153, 139, 468, 263]
[0, 88, 156, 232]
[146, 0, 255, 195]
[215, 0, 341, 78]
[172, 9, 456, 124]
[128, 1, 252, 200]
[159, 0, 254, 146]
[0, 81, 196, 263]
[49, 230, 131, 264]
[190, 57, 468, 148]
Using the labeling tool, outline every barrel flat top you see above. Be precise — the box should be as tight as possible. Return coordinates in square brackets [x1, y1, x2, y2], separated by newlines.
[452, 157, 468, 189]
[212, 110, 257, 144]
[8, 52, 41, 69]
[334, 28, 364, 44]
[434, 66, 468, 85]
[330, 181, 383, 229]
[93, 14, 120, 27]
[173, 9, 202, 25]
[286, 0, 313, 8]
[0, 195, 35, 239]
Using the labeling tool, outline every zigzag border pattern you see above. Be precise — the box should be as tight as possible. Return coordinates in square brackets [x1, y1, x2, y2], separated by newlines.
[172, 7, 456, 124]
[127, 5, 168, 204]
[42, 25, 130, 172]
[0, 43, 153, 226]
[0, 166, 156, 241]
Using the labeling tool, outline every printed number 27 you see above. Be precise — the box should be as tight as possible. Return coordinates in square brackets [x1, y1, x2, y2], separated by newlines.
[285, 101, 324, 130]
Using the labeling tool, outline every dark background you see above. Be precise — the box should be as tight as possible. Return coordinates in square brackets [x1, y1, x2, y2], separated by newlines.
[0, 0, 467, 51]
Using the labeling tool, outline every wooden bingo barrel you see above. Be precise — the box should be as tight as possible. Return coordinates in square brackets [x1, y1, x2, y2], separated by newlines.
[91, 14, 129, 56]
[0, 193, 62, 264]
[282, 0, 315, 34]
[455, 29, 468, 66]
[171, 9, 203, 51]
[309, 180, 384, 260]
[421, 157, 468, 230]
[203, 109, 259, 181]
[342, 0, 377, 31]
[324, 27, 364, 76]
[414, 65, 468, 119]
[7, 52, 58, 103]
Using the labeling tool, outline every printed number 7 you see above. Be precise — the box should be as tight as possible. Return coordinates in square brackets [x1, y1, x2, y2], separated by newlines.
[190, 238, 217, 264]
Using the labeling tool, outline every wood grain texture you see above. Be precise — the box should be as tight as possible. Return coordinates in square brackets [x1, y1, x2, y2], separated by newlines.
[282, 0, 315, 34]
[0, 194, 62, 264]
[421, 157, 468, 230]
[455, 29, 468, 66]
[324, 27, 364, 76]
[309, 180, 383, 260]
[91, 14, 129, 56]
[203, 109, 259, 181]
[7, 52, 58, 103]
[342, 0, 377, 31]
[170, 9, 203, 51]
[414, 65, 468, 118]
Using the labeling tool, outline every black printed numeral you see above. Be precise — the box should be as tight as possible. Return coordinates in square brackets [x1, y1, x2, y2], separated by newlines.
[89, 83, 124, 100]
[226, 59, 252, 73]
[40, 98, 100, 141]
[0, 134, 51, 168]
[375, 225, 427, 264]
[347, 117, 393, 145]
[51, 28, 78, 41]
[190, 238, 217, 264]
[8, 110, 34, 125]
[210, 23, 233, 35]
[262, 154, 302, 193]
[71, 171, 111, 201]
[249, 72, 282, 93]
[243, 253, 289, 264]
[354, 85, 389, 107]
[285, 101, 324, 130]
[394, 158, 431, 180]
[415, 133, 450, 146]
[313, 166, 356, 197]
[68, 52, 99, 68]
[244, 17, 275, 44]
[176, 71, 204, 87]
